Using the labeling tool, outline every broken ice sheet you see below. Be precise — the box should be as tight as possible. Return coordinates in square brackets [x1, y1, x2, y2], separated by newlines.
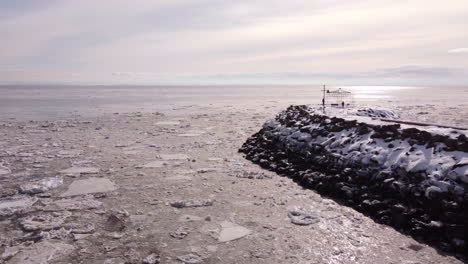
[288, 210, 320, 226]
[19, 176, 63, 194]
[20, 211, 72, 232]
[170, 199, 213, 208]
[0, 196, 38, 216]
[177, 133, 202, 137]
[141, 161, 167, 168]
[177, 253, 202, 264]
[178, 215, 204, 222]
[165, 175, 191, 181]
[0, 165, 10, 175]
[60, 166, 99, 175]
[38, 195, 102, 211]
[155, 121, 181, 126]
[5, 241, 74, 264]
[61, 177, 117, 197]
[218, 221, 251, 242]
[57, 150, 82, 158]
[159, 154, 190, 160]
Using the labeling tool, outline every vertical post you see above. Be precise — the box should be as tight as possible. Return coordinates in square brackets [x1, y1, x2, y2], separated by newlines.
[322, 85, 326, 106]
[321, 85, 326, 113]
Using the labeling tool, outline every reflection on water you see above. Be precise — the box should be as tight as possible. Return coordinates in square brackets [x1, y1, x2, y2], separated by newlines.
[342, 86, 415, 101]
[352, 94, 393, 99]
[335, 86, 467, 104]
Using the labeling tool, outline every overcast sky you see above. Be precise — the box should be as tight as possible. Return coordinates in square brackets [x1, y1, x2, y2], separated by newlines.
[1, 0, 467, 85]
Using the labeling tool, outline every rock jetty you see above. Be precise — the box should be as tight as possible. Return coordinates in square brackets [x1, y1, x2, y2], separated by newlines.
[240, 105, 468, 257]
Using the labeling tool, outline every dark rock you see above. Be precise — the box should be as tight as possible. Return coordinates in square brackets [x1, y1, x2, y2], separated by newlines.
[104, 214, 126, 232]
[408, 244, 424, 251]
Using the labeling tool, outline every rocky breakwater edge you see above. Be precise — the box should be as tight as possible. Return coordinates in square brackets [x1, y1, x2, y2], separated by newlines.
[239, 105, 468, 260]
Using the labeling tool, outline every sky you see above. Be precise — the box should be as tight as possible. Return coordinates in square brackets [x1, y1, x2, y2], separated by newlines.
[1, 0, 467, 85]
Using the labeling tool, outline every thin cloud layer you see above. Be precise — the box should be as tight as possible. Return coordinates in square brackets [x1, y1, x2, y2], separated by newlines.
[448, 48, 468, 54]
[1, 0, 467, 85]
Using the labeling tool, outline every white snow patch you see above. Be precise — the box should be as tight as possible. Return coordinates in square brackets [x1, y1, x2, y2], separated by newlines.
[268, 106, 468, 192]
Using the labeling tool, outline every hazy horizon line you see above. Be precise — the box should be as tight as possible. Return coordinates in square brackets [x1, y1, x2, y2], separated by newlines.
[0, 83, 467, 88]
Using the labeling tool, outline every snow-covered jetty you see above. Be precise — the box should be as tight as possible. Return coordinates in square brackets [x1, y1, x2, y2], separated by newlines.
[240, 105, 468, 255]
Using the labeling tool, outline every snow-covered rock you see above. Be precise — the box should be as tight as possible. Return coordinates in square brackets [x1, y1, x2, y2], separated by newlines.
[260, 105, 468, 185]
[240, 105, 468, 254]
[349, 107, 400, 119]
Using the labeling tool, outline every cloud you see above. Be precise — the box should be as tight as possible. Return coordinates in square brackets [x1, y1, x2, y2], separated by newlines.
[1, 0, 468, 84]
[109, 65, 464, 85]
[374, 65, 460, 77]
[448, 48, 468, 53]
[222, 65, 459, 79]
[1, 64, 465, 86]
